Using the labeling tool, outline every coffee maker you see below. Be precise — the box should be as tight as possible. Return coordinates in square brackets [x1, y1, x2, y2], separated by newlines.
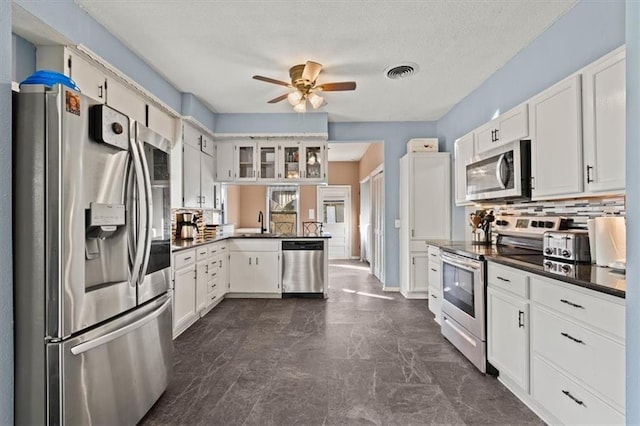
[176, 212, 198, 240]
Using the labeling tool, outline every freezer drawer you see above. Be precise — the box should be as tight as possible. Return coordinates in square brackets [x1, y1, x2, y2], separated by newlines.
[282, 240, 324, 294]
[48, 295, 173, 425]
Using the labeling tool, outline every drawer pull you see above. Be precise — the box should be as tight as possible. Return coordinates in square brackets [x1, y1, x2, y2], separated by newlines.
[430, 268, 438, 272]
[430, 253, 437, 257]
[431, 294, 438, 299]
[496, 276, 511, 282]
[561, 390, 584, 406]
[183, 256, 192, 261]
[560, 299, 585, 309]
[518, 310, 524, 328]
[561, 332, 585, 345]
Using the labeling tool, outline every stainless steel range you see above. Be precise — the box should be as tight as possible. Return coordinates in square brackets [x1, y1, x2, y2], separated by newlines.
[440, 215, 573, 373]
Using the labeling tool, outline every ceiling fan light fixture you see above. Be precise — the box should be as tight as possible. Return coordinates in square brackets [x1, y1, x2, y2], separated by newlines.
[287, 90, 303, 106]
[308, 92, 324, 109]
[293, 100, 307, 113]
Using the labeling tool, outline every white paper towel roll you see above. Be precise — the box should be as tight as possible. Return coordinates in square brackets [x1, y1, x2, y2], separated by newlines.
[586, 219, 596, 264]
[594, 216, 626, 267]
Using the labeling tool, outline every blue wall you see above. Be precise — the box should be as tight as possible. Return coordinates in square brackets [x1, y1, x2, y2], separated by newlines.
[625, 1, 639, 422]
[438, 0, 626, 240]
[15, 0, 183, 112]
[0, 2, 13, 424]
[12, 34, 35, 83]
[181, 93, 216, 134]
[215, 112, 328, 135]
[329, 121, 439, 286]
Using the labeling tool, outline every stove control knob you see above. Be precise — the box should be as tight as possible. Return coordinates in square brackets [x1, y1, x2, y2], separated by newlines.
[545, 248, 553, 255]
[562, 249, 571, 258]
[544, 261, 553, 268]
[545, 221, 554, 228]
[561, 264, 572, 273]
[531, 221, 538, 228]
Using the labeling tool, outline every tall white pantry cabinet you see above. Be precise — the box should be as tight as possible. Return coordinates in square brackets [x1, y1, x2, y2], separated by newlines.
[399, 152, 451, 299]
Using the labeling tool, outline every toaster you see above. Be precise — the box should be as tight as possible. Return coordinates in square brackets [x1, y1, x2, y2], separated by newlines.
[543, 230, 591, 262]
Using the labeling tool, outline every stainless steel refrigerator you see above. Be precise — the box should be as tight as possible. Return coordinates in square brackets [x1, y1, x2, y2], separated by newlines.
[13, 84, 173, 425]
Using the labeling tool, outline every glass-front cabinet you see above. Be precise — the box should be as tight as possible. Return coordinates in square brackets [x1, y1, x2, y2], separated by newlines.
[279, 142, 303, 181]
[235, 142, 257, 181]
[303, 143, 326, 181]
[258, 143, 277, 182]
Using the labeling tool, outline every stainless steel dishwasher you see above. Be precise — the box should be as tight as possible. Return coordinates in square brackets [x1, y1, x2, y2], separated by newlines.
[282, 240, 324, 297]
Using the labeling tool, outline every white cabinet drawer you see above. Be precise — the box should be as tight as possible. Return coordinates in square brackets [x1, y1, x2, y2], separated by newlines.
[196, 246, 209, 261]
[410, 241, 430, 252]
[532, 355, 624, 425]
[532, 305, 624, 410]
[428, 263, 440, 287]
[427, 245, 440, 259]
[208, 244, 220, 257]
[428, 285, 441, 320]
[487, 262, 529, 298]
[531, 276, 625, 340]
[174, 249, 196, 270]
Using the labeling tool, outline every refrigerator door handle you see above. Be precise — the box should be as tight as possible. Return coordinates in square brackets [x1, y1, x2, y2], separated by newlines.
[70, 297, 171, 355]
[136, 138, 153, 284]
[129, 127, 147, 288]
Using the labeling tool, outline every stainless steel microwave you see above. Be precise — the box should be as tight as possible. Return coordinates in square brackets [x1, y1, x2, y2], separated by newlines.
[466, 140, 531, 202]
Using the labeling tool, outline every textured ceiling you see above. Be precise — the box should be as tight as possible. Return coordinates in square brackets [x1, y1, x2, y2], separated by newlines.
[74, 0, 576, 122]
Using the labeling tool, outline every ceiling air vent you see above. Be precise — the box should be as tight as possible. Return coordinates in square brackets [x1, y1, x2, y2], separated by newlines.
[385, 63, 419, 80]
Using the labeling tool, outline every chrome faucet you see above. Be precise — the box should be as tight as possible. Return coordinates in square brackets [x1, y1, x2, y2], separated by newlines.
[258, 210, 266, 234]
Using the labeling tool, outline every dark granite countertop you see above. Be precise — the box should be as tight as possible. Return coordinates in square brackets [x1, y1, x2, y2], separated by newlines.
[427, 240, 625, 299]
[172, 233, 331, 252]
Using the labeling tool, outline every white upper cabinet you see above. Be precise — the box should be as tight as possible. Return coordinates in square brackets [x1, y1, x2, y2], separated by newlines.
[105, 77, 146, 124]
[582, 47, 626, 194]
[475, 104, 529, 154]
[410, 153, 451, 240]
[530, 75, 583, 200]
[147, 103, 177, 142]
[68, 52, 107, 103]
[215, 142, 235, 182]
[302, 142, 327, 182]
[279, 141, 303, 182]
[182, 142, 201, 208]
[235, 142, 258, 181]
[180, 122, 217, 209]
[454, 131, 475, 206]
[257, 143, 278, 181]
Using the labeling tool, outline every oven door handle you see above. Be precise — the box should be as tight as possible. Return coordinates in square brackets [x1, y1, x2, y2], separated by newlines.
[441, 252, 482, 271]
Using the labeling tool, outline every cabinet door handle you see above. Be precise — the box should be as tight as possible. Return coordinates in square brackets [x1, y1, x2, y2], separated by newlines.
[411, 229, 415, 237]
[530, 176, 535, 190]
[256, 257, 259, 265]
[205, 264, 209, 274]
[98, 84, 104, 99]
[412, 257, 415, 265]
[219, 260, 222, 268]
[561, 332, 585, 345]
[249, 257, 252, 265]
[496, 276, 511, 283]
[560, 299, 585, 309]
[431, 294, 437, 299]
[518, 310, 524, 328]
[495, 129, 499, 141]
[202, 196, 206, 204]
[561, 390, 584, 406]
[586, 165, 594, 183]
[491, 129, 495, 142]
[228, 170, 231, 177]
[430, 268, 437, 272]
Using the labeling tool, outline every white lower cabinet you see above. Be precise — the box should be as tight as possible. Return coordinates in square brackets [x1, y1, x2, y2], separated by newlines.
[427, 245, 442, 324]
[485, 261, 625, 425]
[229, 239, 281, 295]
[195, 259, 208, 314]
[173, 249, 198, 338]
[409, 253, 429, 294]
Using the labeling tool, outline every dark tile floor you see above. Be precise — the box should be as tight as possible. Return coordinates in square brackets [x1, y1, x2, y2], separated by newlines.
[140, 260, 543, 425]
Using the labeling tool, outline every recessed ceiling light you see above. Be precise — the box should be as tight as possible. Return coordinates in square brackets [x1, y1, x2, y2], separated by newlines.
[384, 63, 419, 80]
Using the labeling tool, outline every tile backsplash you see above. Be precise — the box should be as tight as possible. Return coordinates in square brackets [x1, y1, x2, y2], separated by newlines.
[468, 195, 625, 230]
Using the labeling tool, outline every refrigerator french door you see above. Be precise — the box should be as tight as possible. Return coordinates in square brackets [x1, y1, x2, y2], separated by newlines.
[13, 84, 172, 425]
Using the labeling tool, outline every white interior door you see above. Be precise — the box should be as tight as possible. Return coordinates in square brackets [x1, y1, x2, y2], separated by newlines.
[317, 185, 351, 259]
[359, 178, 371, 263]
[371, 171, 384, 282]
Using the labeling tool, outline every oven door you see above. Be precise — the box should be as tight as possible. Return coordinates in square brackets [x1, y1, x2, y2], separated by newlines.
[440, 251, 485, 339]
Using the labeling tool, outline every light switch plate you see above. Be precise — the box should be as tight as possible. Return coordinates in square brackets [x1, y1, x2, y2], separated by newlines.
[395, 219, 401, 228]
[309, 209, 315, 220]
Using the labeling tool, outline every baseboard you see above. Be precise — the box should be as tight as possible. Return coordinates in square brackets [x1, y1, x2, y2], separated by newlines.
[399, 290, 429, 299]
[224, 293, 282, 299]
[383, 285, 400, 292]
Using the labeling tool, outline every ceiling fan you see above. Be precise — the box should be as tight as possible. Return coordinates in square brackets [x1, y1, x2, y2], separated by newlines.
[253, 61, 356, 112]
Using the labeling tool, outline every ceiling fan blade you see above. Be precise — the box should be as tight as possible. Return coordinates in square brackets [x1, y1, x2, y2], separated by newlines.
[301, 61, 323, 82]
[253, 75, 292, 87]
[316, 81, 357, 91]
[267, 93, 289, 104]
